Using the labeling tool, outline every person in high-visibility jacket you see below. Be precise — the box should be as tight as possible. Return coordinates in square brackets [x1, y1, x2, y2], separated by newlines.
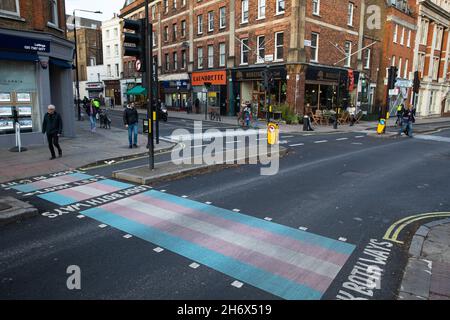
[395, 103, 404, 127]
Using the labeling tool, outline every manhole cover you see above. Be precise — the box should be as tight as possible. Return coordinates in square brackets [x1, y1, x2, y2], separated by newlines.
[0, 203, 12, 211]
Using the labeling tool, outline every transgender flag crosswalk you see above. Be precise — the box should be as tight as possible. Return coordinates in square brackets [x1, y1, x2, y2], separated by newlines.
[38, 179, 133, 206]
[81, 189, 355, 300]
[12, 173, 93, 193]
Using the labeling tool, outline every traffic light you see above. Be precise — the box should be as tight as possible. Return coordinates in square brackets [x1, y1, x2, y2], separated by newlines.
[388, 66, 398, 89]
[413, 71, 420, 94]
[123, 18, 146, 71]
[268, 72, 275, 90]
[262, 69, 269, 91]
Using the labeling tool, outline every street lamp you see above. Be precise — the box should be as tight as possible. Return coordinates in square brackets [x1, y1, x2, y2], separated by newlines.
[72, 9, 102, 121]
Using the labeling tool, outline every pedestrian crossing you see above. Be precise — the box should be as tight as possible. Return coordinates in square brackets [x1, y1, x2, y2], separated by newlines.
[11, 173, 92, 193]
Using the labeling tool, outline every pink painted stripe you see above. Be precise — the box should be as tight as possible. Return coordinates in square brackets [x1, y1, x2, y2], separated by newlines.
[134, 193, 348, 266]
[29, 180, 54, 189]
[57, 188, 91, 201]
[83, 182, 119, 194]
[56, 175, 79, 183]
[102, 201, 333, 292]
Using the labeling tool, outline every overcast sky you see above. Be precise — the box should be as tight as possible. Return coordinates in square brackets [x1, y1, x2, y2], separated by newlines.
[65, 0, 124, 21]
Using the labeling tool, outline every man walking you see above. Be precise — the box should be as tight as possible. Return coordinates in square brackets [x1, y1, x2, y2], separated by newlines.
[399, 104, 415, 137]
[42, 104, 63, 160]
[85, 99, 98, 133]
[123, 102, 139, 148]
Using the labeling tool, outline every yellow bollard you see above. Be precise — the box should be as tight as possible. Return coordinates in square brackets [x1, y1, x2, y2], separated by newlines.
[267, 122, 279, 145]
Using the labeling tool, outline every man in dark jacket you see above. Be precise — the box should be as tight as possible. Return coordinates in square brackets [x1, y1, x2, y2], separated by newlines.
[42, 104, 63, 160]
[123, 102, 139, 148]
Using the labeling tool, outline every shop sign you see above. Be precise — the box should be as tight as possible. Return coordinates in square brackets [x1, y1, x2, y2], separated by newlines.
[265, 55, 274, 62]
[162, 80, 188, 89]
[192, 70, 227, 86]
[234, 68, 286, 81]
[0, 34, 50, 53]
[86, 82, 103, 90]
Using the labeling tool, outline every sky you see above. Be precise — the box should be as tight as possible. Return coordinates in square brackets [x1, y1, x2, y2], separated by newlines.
[65, 0, 125, 21]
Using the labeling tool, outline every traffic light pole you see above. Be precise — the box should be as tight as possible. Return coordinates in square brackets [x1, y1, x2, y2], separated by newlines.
[145, 0, 154, 170]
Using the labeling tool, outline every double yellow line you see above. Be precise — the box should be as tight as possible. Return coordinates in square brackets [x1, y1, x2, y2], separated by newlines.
[383, 211, 450, 244]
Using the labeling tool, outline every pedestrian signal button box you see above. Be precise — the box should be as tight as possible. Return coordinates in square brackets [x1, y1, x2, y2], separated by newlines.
[267, 123, 279, 145]
[377, 118, 386, 134]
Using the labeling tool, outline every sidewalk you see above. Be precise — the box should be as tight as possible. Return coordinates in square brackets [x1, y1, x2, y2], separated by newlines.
[0, 119, 174, 184]
[398, 220, 450, 300]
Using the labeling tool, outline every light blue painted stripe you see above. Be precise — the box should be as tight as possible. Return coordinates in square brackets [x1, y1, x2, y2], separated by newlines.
[82, 207, 324, 300]
[12, 184, 40, 193]
[145, 190, 355, 255]
[99, 179, 134, 189]
[38, 192, 77, 206]
[70, 173, 93, 180]
[12, 173, 94, 192]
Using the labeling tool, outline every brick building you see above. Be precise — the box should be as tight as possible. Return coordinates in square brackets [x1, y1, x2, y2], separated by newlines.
[0, 0, 75, 148]
[120, 0, 414, 117]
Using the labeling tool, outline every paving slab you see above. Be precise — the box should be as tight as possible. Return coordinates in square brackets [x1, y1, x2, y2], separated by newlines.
[399, 258, 432, 299]
[0, 196, 38, 226]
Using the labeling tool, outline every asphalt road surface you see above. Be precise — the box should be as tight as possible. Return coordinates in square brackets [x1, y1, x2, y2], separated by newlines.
[2, 126, 450, 300]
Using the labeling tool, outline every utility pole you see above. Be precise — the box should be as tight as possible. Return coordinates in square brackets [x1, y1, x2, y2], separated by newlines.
[145, 0, 155, 170]
[73, 11, 81, 121]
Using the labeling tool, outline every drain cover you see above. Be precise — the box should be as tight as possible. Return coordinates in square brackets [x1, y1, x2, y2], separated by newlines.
[0, 203, 12, 211]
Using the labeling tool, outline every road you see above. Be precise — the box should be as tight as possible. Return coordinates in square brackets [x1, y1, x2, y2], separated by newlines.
[1, 123, 450, 300]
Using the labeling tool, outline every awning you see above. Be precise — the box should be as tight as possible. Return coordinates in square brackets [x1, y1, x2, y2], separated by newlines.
[126, 85, 147, 95]
[49, 58, 73, 69]
[0, 51, 39, 62]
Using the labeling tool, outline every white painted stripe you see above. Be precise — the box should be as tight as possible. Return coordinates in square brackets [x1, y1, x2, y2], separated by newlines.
[160, 190, 166, 192]
[205, 201, 212, 205]
[289, 143, 305, 147]
[99, 224, 108, 228]
[336, 138, 349, 141]
[279, 140, 289, 145]
[231, 280, 244, 288]
[264, 217, 273, 221]
[182, 195, 189, 198]
[339, 237, 347, 242]
[351, 143, 363, 145]
[232, 209, 240, 212]
[120, 197, 342, 277]
[123, 234, 133, 239]
[314, 140, 328, 144]
[191, 144, 208, 149]
[153, 247, 164, 253]
[415, 135, 450, 143]
[283, 135, 294, 138]
[189, 262, 200, 269]
[76, 215, 85, 219]
[299, 227, 308, 231]
[355, 136, 365, 138]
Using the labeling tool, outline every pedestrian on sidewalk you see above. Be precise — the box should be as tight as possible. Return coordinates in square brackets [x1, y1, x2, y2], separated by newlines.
[42, 104, 63, 160]
[194, 98, 200, 114]
[123, 102, 139, 148]
[85, 100, 98, 133]
[395, 102, 404, 127]
[399, 104, 415, 137]
[347, 104, 357, 126]
[186, 98, 192, 114]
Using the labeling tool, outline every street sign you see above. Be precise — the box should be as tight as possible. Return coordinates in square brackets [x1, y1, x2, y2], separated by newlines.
[135, 59, 142, 72]
[264, 54, 274, 62]
[389, 88, 399, 96]
[304, 40, 312, 47]
[395, 79, 413, 88]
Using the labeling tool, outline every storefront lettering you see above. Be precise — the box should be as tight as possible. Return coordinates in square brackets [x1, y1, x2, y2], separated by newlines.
[192, 71, 227, 86]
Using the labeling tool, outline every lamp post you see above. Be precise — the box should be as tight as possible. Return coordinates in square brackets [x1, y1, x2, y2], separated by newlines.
[72, 9, 102, 121]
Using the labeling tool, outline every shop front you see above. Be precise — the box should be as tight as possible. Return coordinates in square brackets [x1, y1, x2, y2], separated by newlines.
[86, 82, 104, 99]
[191, 70, 227, 115]
[305, 65, 359, 113]
[232, 65, 287, 117]
[0, 30, 74, 148]
[161, 79, 189, 110]
[103, 80, 121, 106]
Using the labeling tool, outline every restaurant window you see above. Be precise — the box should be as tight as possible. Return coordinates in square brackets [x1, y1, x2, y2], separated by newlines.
[48, 0, 59, 26]
[219, 43, 226, 67]
[311, 32, 319, 62]
[0, 0, 20, 16]
[257, 35, 265, 63]
[242, 0, 249, 23]
[276, 0, 285, 14]
[219, 7, 226, 29]
[344, 41, 352, 67]
[275, 32, 284, 61]
[198, 47, 204, 69]
[241, 38, 249, 65]
[208, 11, 214, 32]
[208, 45, 214, 68]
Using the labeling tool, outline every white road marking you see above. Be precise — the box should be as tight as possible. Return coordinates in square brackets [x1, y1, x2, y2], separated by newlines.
[314, 140, 328, 144]
[182, 195, 189, 198]
[99, 224, 108, 228]
[355, 136, 365, 138]
[160, 190, 167, 192]
[189, 262, 200, 269]
[414, 135, 450, 143]
[283, 135, 294, 138]
[351, 142, 363, 145]
[339, 237, 347, 242]
[191, 144, 208, 149]
[298, 227, 308, 231]
[205, 201, 212, 205]
[231, 280, 244, 289]
[289, 143, 304, 147]
[123, 234, 133, 239]
[76, 215, 85, 219]
[279, 140, 289, 145]
[336, 138, 349, 141]
[226, 140, 242, 144]
[153, 247, 164, 253]
[232, 209, 240, 212]
[17, 192, 23, 194]
[264, 217, 273, 221]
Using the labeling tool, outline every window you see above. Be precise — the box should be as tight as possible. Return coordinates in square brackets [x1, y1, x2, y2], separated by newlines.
[393, 24, 398, 43]
[219, 43, 226, 67]
[257, 35, 265, 63]
[435, 27, 443, 50]
[433, 57, 439, 80]
[364, 48, 371, 69]
[208, 45, 214, 68]
[407, 29, 411, 47]
[404, 59, 409, 79]
[400, 27, 405, 45]
[114, 28, 118, 37]
[418, 53, 425, 74]
[181, 50, 186, 69]
[90, 57, 96, 66]
[0, 0, 20, 16]
[312, 0, 320, 15]
[310, 32, 319, 62]
[420, 20, 428, 45]
[398, 57, 402, 77]
[347, 2, 354, 26]
[181, 20, 186, 37]
[107, 65, 111, 77]
[182, 0, 186, 6]
[114, 44, 119, 56]
[173, 23, 177, 40]
[48, 0, 59, 26]
[163, 0, 168, 13]
[173, 52, 178, 70]
[258, 0, 266, 19]
[151, 5, 156, 19]
[241, 38, 249, 64]
[275, 32, 284, 61]
[391, 55, 396, 67]
[219, 7, 226, 28]
[173, 0, 177, 9]
[197, 15, 203, 34]
[164, 26, 169, 41]
[165, 53, 170, 71]
[276, 0, 285, 14]
[197, 47, 204, 69]
[106, 45, 111, 58]
[106, 30, 110, 39]
[208, 11, 214, 32]
[344, 41, 352, 67]
[242, 0, 249, 23]
[152, 31, 157, 47]
[115, 64, 120, 77]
